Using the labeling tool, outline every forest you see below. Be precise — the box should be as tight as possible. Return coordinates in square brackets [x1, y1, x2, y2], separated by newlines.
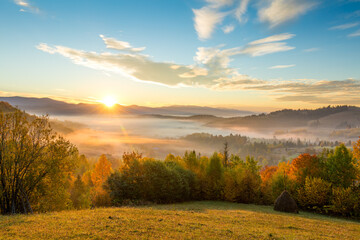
[0, 109, 359, 218]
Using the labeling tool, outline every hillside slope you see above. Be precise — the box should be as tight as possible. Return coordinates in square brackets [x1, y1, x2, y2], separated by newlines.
[0, 201, 359, 240]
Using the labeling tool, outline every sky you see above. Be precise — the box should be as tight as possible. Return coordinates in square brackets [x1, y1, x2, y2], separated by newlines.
[0, 0, 360, 111]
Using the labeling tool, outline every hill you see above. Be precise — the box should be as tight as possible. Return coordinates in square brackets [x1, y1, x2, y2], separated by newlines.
[0, 201, 359, 239]
[0, 101, 86, 135]
[0, 96, 254, 117]
[203, 105, 360, 129]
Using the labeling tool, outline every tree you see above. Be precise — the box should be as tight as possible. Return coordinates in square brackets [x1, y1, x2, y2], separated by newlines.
[223, 141, 229, 167]
[290, 154, 322, 185]
[325, 144, 356, 188]
[70, 175, 91, 209]
[352, 137, 360, 179]
[0, 110, 78, 214]
[205, 153, 224, 200]
[91, 154, 112, 206]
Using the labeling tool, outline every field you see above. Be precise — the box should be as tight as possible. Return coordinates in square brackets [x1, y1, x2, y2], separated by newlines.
[1, 201, 359, 240]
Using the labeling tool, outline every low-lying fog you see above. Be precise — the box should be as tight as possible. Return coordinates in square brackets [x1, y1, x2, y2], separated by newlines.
[52, 115, 357, 159]
[53, 115, 272, 158]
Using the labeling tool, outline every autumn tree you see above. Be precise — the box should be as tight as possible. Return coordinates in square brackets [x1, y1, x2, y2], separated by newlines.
[91, 154, 112, 206]
[352, 137, 360, 179]
[0, 110, 78, 214]
[290, 154, 322, 185]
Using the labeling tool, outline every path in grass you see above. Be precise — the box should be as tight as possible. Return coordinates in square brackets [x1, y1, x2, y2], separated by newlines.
[0, 201, 359, 239]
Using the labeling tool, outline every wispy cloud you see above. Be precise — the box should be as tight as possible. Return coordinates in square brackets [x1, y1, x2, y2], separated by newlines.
[330, 22, 359, 30]
[258, 0, 317, 28]
[242, 33, 295, 56]
[235, 0, 251, 23]
[222, 25, 235, 34]
[193, 0, 315, 40]
[269, 64, 295, 69]
[249, 33, 295, 45]
[193, 7, 228, 40]
[348, 29, 360, 37]
[99, 35, 145, 52]
[14, 0, 39, 13]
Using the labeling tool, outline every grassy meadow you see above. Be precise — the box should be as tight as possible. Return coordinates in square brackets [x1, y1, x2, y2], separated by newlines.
[0, 201, 359, 240]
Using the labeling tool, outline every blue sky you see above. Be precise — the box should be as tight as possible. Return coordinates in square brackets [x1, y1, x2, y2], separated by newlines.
[0, 0, 359, 111]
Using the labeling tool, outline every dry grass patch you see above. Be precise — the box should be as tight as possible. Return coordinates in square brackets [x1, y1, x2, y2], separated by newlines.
[0, 201, 359, 239]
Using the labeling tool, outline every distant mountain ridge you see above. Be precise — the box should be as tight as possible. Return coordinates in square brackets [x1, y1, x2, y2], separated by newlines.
[203, 105, 360, 129]
[0, 96, 254, 117]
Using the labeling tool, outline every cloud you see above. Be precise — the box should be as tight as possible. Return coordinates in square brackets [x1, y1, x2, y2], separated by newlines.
[258, 0, 317, 28]
[37, 35, 360, 105]
[249, 33, 295, 45]
[99, 35, 146, 52]
[193, 7, 228, 40]
[348, 29, 360, 37]
[37, 34, 294, 90]
[247, 78, 360, 104]
[241, 34, 295, 57]
[241, 42, 295, 56]
[235, 0, 251, 23]
[192, 0, 316, 40]
[14, 0, 39, 13]
[222, 25, 235, 33]
[269, 64, 295, 69]
[329, 22, 359, 30]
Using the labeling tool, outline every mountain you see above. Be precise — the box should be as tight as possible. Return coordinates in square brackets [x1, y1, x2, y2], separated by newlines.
[0, 96, 254, 117]
[201, 105, 360, 130]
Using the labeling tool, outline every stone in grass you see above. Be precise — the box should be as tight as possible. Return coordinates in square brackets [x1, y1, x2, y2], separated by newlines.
[274, 190, 299, 213]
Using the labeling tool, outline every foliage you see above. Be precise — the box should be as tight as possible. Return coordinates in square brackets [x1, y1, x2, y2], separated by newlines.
[90, 154, 112, 206]
[297, 177, 332, 211]
[324, 144, 356, 188]
[0, 110, 78, 214]
[331, 187, 359, 217]
[70, 175, 91, 209]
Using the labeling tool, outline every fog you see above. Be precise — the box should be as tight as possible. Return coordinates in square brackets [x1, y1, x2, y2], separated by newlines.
[52, 114, 356, 159]
[54, 115, 242, 158]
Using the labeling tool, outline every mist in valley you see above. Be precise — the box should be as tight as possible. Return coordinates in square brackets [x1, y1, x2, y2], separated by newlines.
[51, 113, 357, 165]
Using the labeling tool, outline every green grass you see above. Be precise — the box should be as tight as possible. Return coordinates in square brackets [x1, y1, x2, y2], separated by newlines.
[1, 201, 359, 239]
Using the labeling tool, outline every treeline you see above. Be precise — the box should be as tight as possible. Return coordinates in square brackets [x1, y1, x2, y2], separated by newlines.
[182, 133, 348, 166]
[100, 143, 360, 217]
[1, 109, 360, 218]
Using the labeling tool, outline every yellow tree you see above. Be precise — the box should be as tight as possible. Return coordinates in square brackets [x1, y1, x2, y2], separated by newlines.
[91, 154, 112, 206]
[352, 137, 360, 179]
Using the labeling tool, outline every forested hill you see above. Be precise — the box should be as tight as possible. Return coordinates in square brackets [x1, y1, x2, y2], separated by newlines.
[201, 105, 360, 129]
[0, 102, 85, 135]
[0, 101, 17, 112]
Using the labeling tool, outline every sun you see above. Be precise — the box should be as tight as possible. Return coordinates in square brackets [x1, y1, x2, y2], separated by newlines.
[101, 96, 117, 108]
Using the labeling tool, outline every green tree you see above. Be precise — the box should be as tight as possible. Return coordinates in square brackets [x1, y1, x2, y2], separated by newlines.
[70, 175, 91, 209]
[204, 152, 224, 200]
[325, 144, 356, 188]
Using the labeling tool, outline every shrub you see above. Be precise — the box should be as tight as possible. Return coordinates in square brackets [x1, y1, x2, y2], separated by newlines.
[297, 177, 332, 211]
[331, 187, 359, 217]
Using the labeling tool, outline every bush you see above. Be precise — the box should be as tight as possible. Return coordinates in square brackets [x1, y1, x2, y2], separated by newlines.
[297, 177, 332, 211]
[107, 157, 197, 204]
[331, 187, 359, 217]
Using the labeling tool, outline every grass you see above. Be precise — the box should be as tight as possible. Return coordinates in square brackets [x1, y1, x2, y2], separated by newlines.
[0, 201, 359, 239]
